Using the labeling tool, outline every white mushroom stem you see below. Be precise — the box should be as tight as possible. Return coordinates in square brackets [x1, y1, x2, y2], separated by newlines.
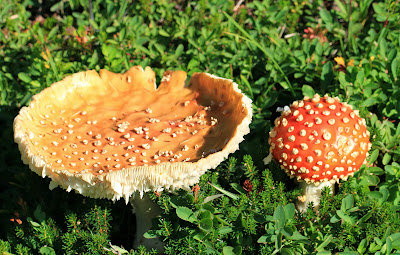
[130, 192, 164, 252]
[296, 181, 335, 212]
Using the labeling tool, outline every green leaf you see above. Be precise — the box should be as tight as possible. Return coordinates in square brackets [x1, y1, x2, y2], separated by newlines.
[368, 149, 379, 164]
[202, 194, 224, 204]
[289, 231, 308, 241]
[199, 218, 213, 232]
[336, 210, 354, 224]
[187, 58, 200, 70]
[364, 175, 380, 186]
[378, 188, 390, 204]
[106, 26, 117, 33]
[257, 235, 269, 244]
[18, 72, 32, 83]
[230, 183, 247, 195]
[315, 42, 323, 56]
[357, 239, 367, 254]
[386, 236, 393, 253]
[223, 246, 235, 255]
[360, 97, 377, 107]
[34, 205, 46, 223]
[176, 207, 197, 223]
[273, 205, 286, 229]
[48, 26, 58, 40]
[366, 166, 384, 175]
[158, 29, 170, 37]
[19, 92, 32, 106]
[334, 0, 348, 19]
[321, 62, 334, 91]
[240, 75, 253, 99]
[302, 85, 315, 98]
[315, 234, 333, 252]
[391, 58, 398, 80]
[39, 246, 56, 255]
[175, 44, 184, 56]
[368, 191, 383, 200]
[341, 194, 354, 211]
[143, 230, 158, 239]
[382, 153, 391, 165]
[330, 213, 341, 223]
[38, 27, 45, 43]
[208, 182, 239, 200]
[28, 217, 40, 228]
[218, 226, 233, 235]
[358, 211, 372, 224]
[109, 244, 129, 254]
[198, 210, 212, 220]
[283, 204, 295, 220]
[320, 8, 333, 25]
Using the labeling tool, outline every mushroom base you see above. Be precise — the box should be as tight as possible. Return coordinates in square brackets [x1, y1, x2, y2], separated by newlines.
[130, 193, 164, 252]
[296, 181, 335, 212]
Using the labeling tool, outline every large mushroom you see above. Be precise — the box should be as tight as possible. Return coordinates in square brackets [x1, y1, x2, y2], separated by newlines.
[14, 66, 252, 250]
[268, 94, 371, 212]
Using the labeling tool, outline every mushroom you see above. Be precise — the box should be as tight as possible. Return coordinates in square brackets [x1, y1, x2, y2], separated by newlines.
[13, 66, 252, 250]
[267, 94, 371, 212]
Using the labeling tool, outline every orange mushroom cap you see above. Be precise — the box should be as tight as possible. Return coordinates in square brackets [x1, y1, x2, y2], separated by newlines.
[268, 94, 371, 185]
[14, 66, 252, 201]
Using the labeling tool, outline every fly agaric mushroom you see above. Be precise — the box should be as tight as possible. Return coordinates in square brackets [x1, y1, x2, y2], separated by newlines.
[268, 94, 371, 212]
[14, 66, 252, 250]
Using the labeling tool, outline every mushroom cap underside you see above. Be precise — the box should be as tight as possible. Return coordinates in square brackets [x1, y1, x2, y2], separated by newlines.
[14, 66, 252, 201]
[268, 94, 371, 185]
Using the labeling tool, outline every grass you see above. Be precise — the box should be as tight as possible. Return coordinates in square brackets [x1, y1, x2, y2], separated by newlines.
[1, 0, 400, 254]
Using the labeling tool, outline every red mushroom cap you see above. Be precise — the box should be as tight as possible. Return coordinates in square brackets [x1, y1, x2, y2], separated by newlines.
[268, 94, 372, 185]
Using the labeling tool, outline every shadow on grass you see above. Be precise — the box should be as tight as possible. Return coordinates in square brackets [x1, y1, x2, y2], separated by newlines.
[0, 105, 135, 251]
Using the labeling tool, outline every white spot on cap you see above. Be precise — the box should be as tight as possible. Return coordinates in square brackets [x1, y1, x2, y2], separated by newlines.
[281, 118, 288, 127]
[93, 141, 102, 147]
[296, 115, 304, 122]
[323, 132, 332, 141]
[326, 97, 335, 104]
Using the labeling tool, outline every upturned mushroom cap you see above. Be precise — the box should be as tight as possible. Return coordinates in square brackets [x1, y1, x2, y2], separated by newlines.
[268, 94, 371, 185]
[14, 66, 252, 201]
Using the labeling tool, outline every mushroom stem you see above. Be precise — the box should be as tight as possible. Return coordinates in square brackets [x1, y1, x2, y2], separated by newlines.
[130, 192, 164, 252]
[296, 181, 335, 212]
